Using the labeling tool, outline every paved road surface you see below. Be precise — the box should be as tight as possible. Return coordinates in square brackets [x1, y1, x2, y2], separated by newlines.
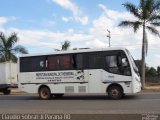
[0, 92, 160, 114]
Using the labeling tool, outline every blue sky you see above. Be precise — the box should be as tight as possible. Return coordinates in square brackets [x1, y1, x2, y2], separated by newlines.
[0, 0, 160, 68]
[0, 0, 138, 30]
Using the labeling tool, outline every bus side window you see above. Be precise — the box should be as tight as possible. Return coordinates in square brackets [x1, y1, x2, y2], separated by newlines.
[20, 57, 31, 72]
[59, 55, 72, 69]
[31, 56, 47, 71]
[105, 56, 120, 74]
[89, 53, 102, 69]
[72, 54, 83, 69]
[47, 56, 58, 70]
[20, 56, 47, 72]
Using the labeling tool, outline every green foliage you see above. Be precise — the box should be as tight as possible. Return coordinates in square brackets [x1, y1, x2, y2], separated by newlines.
[61, 40, 70, 51]
[157, 66, 160, 75]
[146, 67, 157, 76]
[0, 32, 28, 63]
[135, 60, 160, 77]
[55, 40, 71, 51]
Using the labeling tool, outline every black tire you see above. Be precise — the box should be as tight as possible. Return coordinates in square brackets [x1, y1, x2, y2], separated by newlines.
[108, 85, 123, 99]
[3, 90, 11, 95]
[53, 94, 64, 98]
[39, 87, 51, 100]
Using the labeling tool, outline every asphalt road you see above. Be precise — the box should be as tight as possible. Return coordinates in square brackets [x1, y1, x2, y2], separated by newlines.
[0, 92, 160, 114]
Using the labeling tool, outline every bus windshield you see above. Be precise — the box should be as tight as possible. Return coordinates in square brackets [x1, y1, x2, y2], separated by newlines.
[126, 49, 139, 76]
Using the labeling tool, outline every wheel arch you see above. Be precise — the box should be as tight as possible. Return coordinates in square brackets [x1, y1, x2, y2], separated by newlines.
[38, 84, 51, 94]
[106, 83, 124, 93]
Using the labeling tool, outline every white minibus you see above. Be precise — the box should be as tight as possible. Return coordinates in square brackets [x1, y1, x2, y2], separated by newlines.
[18, 48, 141, 100]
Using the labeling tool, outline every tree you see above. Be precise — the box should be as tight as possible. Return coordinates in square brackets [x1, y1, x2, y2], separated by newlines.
[134, 59, 151, 76]
[118, 0, 160, 89]
[0, 32, 28, 63]
[146, 67, 157, 76]
[55, 40, 71, 51]
[157, 66, 160, 75]
[61, 40, 70, 50]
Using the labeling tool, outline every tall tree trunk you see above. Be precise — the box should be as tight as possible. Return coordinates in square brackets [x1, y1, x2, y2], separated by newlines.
[141, 22, 146, 90]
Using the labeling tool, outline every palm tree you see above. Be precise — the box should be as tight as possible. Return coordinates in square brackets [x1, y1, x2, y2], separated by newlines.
[118, 0, 160, 89]
[0, 32, 28, 62]
[61, 40, 70, 50]
[54, 40, 71, 51]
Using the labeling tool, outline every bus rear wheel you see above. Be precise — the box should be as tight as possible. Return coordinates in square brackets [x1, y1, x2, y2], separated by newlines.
[108, 85, 123, 99]
[39, 87, 51, 100]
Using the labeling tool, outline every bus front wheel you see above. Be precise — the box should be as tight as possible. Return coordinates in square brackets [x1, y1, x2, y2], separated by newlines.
[107, 85, 123, 99]
[39, 86, 51, 100]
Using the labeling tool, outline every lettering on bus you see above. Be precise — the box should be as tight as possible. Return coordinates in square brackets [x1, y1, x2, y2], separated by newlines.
[36, 72, 75, 82]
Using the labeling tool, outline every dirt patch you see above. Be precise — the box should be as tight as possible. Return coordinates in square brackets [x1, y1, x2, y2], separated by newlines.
[144, 84, 160, 92]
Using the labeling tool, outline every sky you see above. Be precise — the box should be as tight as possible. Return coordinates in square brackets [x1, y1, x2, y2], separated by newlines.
[0, 0, 160, 68]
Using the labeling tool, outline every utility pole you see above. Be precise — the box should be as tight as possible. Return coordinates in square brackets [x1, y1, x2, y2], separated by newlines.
[107, 29, 111, 47]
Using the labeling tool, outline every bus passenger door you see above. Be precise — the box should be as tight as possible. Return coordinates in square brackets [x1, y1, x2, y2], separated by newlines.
[87, 53, 103, 93]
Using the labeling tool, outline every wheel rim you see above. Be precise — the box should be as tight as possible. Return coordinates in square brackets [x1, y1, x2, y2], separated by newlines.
[40, 88, 50, 99]
[111, 88, 119, 98]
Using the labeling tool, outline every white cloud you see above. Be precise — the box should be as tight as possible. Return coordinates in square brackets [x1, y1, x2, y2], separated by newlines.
[52, 0, 88, 25]
[0, 17, 8, 25]
[62, 16, 72, 22]
[67, 28, 74, 33]
[89, 4, 140, 49]
[5, 28, 93, 52]
[43, 19, 56, 26]
[98, 4, 135, 21]
[0, 16, 17, 26]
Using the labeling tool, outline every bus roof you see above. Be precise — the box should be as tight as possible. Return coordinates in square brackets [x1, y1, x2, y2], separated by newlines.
[19, 47, 127, 57]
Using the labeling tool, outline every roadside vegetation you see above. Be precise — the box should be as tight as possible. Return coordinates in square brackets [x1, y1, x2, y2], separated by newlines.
[135, 60, 160, 77]
[0, 32, 28, 63]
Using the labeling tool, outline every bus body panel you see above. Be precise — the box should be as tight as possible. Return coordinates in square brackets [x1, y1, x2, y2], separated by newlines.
[87, 70, 102, 93]
[19, 69, 134, 94]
